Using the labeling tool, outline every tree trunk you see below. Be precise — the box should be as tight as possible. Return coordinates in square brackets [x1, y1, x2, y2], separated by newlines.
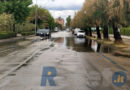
[96, 26, 101, 39]
[13, 24, 15, 32]
[97, 43, 101, 52]
[112, 25, 122, 42]
[85, 28, 88, 35]
[89, 27, 92, 36]
[103, 25, 109, 40]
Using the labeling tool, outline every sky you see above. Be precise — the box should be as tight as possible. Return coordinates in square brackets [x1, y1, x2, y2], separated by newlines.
[32, 0, 85, 21]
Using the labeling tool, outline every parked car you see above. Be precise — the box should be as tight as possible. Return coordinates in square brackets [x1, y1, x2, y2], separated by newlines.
[36, 29, 51, 39]
[77, 30, 85, 38]
[36, 29, 44, 36]
[74, 28, 81, 35]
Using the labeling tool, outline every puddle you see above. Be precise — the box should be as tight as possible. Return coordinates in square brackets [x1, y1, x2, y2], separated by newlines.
[54, 36, 113, 53]
[0, 39, 36, 57]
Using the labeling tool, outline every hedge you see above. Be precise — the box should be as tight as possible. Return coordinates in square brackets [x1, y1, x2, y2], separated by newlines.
[109, 27, 130, 36]
[0, 32, 16, 39]
[21, 31, 35, 36]
[120, 27, 130, 36]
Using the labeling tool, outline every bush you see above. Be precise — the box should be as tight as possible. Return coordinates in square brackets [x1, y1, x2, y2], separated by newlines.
[21, 31, 35, 36]
[0, 13, 14, 32]
[0, 32, 16, 39]
[109, 27, 130, 36]
[16, 23, 35, 33]
[109, 28, 113, 34]
[120, 27, 130, 36]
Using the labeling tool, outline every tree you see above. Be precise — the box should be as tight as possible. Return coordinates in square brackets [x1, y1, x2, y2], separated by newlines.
[80, 0, 96, 36]
[82, 0, 108, 39]
[66, 15, 71, 27]
[0, 13, 14, 32]
[45, 10, 55, 31]
[107, 0, 124, 42]
[0, 1, 5, 14]
[94, 0, 110, 39]
[71, 0, 130, 42]
[55, 22, 62, 30]
[27, 5, 55, 30]
[4, 0, 32, 32]
[124, 0, 130, 26]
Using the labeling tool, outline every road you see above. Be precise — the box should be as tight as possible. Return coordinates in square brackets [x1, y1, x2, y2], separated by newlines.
[0, 31, 129, 90]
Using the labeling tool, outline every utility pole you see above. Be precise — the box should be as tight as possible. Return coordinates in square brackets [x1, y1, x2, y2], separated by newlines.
[35, 0, 38, 34]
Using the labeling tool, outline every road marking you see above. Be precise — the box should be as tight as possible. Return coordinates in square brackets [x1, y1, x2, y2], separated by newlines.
[48, 72, 52, 76]
[41, 67, 57, 86]
[99, 54, 127, 72]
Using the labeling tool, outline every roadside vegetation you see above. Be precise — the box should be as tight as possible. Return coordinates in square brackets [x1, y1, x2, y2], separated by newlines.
[71, 0, 130, 43]
[0, 0, 57, 39]
[109, 27, 130, 36]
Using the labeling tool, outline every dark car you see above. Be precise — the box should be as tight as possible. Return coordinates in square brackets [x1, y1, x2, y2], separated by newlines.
[36, 29, 51, 39]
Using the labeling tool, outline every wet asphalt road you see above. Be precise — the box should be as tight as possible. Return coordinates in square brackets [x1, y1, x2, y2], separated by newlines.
[0, 31, 129, 90]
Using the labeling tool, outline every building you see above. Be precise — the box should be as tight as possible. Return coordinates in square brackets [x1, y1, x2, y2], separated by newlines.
[55, 17, 64, 28]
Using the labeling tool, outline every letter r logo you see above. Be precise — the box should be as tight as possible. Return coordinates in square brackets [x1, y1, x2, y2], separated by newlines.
[41, 67, 57, 86]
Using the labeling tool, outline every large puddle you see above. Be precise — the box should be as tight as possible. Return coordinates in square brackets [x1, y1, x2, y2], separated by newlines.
[54, 36, 113, 53]
[0, 38, 36, 57]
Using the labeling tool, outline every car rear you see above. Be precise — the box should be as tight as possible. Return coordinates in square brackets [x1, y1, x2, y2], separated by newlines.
[77, 31, 85, 38]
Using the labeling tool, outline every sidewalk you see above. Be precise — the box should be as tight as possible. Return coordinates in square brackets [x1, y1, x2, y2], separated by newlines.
[0, 35, 35, 44]
[92, 34, 130, 45]
[109, 34, 130, 39]
[88, 34, 130, 58]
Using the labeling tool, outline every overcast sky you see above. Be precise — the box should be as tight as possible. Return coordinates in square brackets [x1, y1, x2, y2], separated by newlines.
[32, 0, 85, 20]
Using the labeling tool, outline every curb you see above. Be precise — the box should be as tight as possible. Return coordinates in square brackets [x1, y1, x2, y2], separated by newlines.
[0, 35, 35, 44]
[0, 37, 25, 44]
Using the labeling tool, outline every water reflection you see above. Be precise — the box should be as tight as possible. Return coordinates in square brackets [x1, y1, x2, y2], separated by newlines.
[0, 39, 33, 57]
[55, 37, 113, 53]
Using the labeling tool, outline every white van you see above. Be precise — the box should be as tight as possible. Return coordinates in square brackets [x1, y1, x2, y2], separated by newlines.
[77, 30, 85, 38]
[74, 28, 81, 35]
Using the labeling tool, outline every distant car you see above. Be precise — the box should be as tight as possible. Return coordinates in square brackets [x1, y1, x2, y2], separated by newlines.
[77, 30, 85, 38]
[66, 28, 70, 32]
[74, 28, 81, 35]
[54, 27, 59, 32]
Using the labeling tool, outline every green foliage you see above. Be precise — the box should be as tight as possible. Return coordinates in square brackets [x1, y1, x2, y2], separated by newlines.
[0, 32, 16, 39]
[21, 31, 35, 36]
[66, 15, 71, 27]
[16, 23, 35, 33]
[28, 5, 55, 30]
[46, 11, 55, 30]
[0, 2, 4, 14]
[109, 27, 130, 36]
[124, 0, 130, 25]
[55, 22, 62, 29]
[0, 13, 14, 31]
[4, 0, 32, 24]
[120, 27, 130, 36]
